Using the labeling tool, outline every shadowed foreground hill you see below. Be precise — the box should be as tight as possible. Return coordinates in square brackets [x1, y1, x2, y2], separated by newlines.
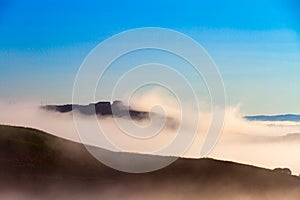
[0, 125, 300, 199]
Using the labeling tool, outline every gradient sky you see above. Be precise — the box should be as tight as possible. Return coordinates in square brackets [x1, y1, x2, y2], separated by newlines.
[0, 0, 300, 114]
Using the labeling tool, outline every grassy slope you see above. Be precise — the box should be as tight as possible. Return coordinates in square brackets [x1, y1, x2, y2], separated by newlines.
[0, 125, 300, 199]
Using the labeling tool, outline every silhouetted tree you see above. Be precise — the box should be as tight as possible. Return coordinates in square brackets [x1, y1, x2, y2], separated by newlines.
[273, 168, 292, 175]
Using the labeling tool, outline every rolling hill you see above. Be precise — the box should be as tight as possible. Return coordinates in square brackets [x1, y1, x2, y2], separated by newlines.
[0, 125, 300, 199]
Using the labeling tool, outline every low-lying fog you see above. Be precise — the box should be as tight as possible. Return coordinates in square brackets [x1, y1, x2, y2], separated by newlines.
[1, 90, 300, 175]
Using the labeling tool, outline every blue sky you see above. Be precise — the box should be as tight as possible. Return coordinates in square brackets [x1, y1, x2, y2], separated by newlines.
[0, 0, 300, 114]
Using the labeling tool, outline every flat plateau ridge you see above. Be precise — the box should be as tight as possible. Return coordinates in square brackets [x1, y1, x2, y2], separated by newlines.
[0, 125, 300, 200]
[42, 101, 149, 120]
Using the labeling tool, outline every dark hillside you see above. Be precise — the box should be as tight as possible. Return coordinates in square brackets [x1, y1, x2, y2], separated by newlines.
[0, 125, 300, 199]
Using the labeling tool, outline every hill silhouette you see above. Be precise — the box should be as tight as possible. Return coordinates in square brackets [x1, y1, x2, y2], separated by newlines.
[0, 125, 300, 199]
[245, 114, 300, 122]
[42, 101, 149, 120]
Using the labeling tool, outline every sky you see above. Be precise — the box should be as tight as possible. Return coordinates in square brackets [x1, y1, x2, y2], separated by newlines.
[0, 0, 300, 114]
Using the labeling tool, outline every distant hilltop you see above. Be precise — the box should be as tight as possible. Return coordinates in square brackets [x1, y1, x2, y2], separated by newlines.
[245, 114, 300, 122]
[41, 101, 178, 128]
[41, 100, 149, 120]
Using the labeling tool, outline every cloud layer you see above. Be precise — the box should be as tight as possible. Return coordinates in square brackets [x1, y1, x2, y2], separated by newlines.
[1, 90, 300, 174]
